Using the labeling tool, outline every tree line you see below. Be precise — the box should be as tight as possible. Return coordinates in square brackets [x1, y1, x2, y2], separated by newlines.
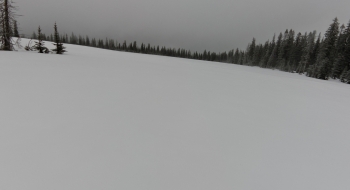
[242, 18, 350, 83]
[30, 17, 350, 83]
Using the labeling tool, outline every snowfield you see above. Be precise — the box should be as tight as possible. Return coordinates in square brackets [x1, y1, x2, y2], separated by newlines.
[1, 39, 350, 190]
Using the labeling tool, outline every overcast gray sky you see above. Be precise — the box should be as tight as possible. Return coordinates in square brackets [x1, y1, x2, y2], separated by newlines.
[15, 0, 350, 52]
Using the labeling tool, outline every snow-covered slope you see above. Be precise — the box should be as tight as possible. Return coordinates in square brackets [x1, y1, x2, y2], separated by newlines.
[1, 39, 350, 190]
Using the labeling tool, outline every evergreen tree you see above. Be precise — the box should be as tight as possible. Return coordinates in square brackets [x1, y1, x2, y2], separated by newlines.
[290, 32, 303, 72]
[267, 33, 282, 68]
[203, 50, 207, 60]
[13, 20, 19, 37]
[247, 38, 256, 63]
[122, 40, 127, 50]
[251, 44, 260, 66]
[332, 21, 350, 79]
[237, 52, 243, 65]
[344, 22, 350, 77]
[295, 33, 307, 73]
[78, 35, 85, 45]
[34, 26, 47, 53]
[82, 35, 86, 45]
[91, 38, 96, 47]
[259, 40, 270, 68]
[309, 33, 321, 66]
[308, 41, 323, 77]
[315, 18, 340, 80]
[276, 30, 288, 69]
[285, 29, 296, 71]
[128, 42, 133, 51]
[267, 44, 278, 68]
[316, 18, 339, 80]
[233, 48, 240, 64]
[52, 23, 66, 54]
[341, 70, 350, 84]
[70, 32, 77, 44]
[109, 39, 115, 50]
[146, 43, 151, 53]
[297, 32, 316, 74]
[105, 38, 109, 49]
[86, 36, 90, 46]
[140, 43, 145, 52]
[133, 41, 137, 52]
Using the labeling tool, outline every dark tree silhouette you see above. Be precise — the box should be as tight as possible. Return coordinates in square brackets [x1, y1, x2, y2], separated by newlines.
[52, 23, 66, 54]
[1, 0, 18, 50]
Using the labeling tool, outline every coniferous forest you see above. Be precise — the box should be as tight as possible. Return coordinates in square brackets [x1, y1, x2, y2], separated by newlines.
[1, 0, 350, 84]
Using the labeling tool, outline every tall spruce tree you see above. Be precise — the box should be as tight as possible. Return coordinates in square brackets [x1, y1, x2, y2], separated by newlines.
[267, 33, 282, 68]
[338, 21, 350, 82]
[252, 44, 261, 66]
[315, 18, 340, 80]
[85, 36, 90, 46]
[310, 33, 321, 66]
[247, 38, 256, 64]
[332, 22, 350, 79]
[34, 26, 46, 53]
[297, 31, 316, 74]
[70, 32, 77, 44]
[276, 30, 288, 70]
[91, 38, 96, 47]
[344, 22, 350, 75]
[52, 23, 66, 54]
[233, 48, 240, 64]
[259, 40, 270, 68]
[293, 32, 305, 73]
[285, 29, 295, 72]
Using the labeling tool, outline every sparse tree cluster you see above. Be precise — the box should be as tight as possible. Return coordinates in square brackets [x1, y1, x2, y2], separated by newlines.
[26, 23, 66, 54]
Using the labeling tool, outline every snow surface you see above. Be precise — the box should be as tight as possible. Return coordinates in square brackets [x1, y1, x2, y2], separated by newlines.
[1, 39, 350, 190]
